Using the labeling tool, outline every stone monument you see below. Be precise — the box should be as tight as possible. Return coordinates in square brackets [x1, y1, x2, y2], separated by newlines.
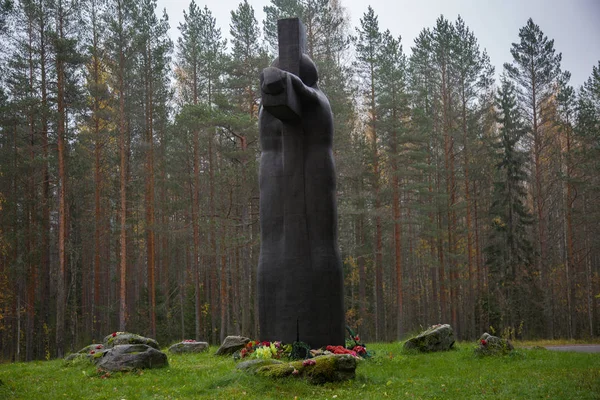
[257, 18, 345, 349]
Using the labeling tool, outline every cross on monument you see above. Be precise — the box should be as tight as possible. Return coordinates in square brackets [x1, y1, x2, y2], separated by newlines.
[277, 18, 306, 76]
[261, 18, 307, 121]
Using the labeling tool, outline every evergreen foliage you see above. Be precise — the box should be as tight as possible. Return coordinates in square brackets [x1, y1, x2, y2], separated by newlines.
[485, 76, 535, 333]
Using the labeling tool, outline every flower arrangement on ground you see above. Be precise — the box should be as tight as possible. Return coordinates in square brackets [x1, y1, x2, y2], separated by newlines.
[234, 326, 371, 361]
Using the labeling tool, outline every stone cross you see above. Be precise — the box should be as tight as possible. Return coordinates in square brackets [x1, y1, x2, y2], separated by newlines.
[257, 18, 345, 349]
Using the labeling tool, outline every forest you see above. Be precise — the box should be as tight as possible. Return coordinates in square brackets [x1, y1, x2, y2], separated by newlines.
[0, 0, 598, 362]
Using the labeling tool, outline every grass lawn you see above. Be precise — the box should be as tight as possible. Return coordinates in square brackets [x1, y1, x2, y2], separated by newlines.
[0, 342, 598, 399]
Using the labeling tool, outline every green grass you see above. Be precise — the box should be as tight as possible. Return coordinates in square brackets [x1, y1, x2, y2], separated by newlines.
[0, 342, 599, 399]
[513, 338, 600, 347]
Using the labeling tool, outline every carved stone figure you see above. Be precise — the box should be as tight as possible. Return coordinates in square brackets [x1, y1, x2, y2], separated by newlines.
[257, 18, 344, 348]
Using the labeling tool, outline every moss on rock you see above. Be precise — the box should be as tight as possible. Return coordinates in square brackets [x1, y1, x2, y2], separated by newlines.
[168, 341, 209, 354]
[256, 363, 295, 378]
[475, 333, 514, 356]
[236, 358, 283, 373]
[403, 324, 455, 352]
[237, 354, 357, 384]
[305, 355, 356, 384]
[103, 332, 159, 349]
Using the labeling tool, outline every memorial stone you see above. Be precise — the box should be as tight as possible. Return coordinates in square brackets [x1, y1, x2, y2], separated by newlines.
[257, 18, 345, 349]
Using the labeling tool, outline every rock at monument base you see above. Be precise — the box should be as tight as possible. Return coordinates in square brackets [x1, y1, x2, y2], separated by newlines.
[475, 332, 514, 356]
[403, 324, 455, 352]
[215, 336, 250, 356]
[301, 354, 357, 384]
[237, 354, 357, 384]
[96, 344, 168, 372]
[236, 358, 284, 373]
[168, 341, 209, 354]
[103, 332, 159, 349]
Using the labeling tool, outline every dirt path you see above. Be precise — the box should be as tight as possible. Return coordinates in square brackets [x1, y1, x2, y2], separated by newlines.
[542, 345, 600, 353]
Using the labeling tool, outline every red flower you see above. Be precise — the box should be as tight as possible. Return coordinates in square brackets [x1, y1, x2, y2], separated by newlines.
[112, 332, 117, 337]
[326, 345, 357, 356]
[96, 345, 103, 349]
[481, 339, 487, 346]
[90, 350, 95, 354]
[353, 345, 366, 355]
[302, 359, 316, 367]
[354, 335, 360, 342]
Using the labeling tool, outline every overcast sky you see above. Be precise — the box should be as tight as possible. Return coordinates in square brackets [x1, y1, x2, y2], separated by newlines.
[156, 0, 600, 88]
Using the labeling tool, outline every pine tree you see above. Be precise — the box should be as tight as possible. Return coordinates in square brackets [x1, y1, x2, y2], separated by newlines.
[409, 27, 444, 325]
[431, 15, 460, 333]
[82, 0, 111, 341]
[355, 6, 384, 341]
[576, 61, 600, 338]
[227, 0, 264, 337]
[176, 0, 204, 341]
[504, 19, 562, 335]
[134, 0, 171, 340]
[104, 0, 136, 332]
[452, 16, 494, 337]
[556, 71, 577, 338]
[228, 0, 265, 118]
[36, 0, 52, 356]
[199, 5, 225, 344]
[486, 76, 534, 335]
[0, 0, 12, 34]
[176, 4, 226, 343]
[4, 0, 41, 360]
[377, 29, 408, 339]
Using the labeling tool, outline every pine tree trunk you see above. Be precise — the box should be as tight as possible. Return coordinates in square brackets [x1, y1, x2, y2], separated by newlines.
[145, 46, 157, 339]
[356, 213, 367, 335]
[564, 123, 575, 338]
[183, 233, 190, 339]
[473, 180, 484, 332]
[92, 23, 103, 339]
[531, 77, 551, 337]
[11, 122, 18, 361]
[219, 224, 228, 342]
[436, 153, 447, 323]
[39, 3, 51, 357]
[160, 127, 169, 318]
[428, 153, 439, 322]
[462, 96, 475, 338]
[583, 195, 593, 337]
[208, 131, 217, 344]
[118, 0, 127, 332]
[55, 2, 67, 357]
[240, 136, 251, 337]
[26, 16, 36, 361]
[441, 64, 455, 331]
[391, 112, 403, 339]
[191, 65, 203, 341]
[369, 63, 384, 342]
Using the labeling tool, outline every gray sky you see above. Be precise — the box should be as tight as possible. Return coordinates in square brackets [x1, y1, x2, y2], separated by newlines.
[157, 0, 600, 88]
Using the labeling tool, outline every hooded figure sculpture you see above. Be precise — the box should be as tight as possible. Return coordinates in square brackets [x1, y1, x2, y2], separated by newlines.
[257, 19, 345, 349]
